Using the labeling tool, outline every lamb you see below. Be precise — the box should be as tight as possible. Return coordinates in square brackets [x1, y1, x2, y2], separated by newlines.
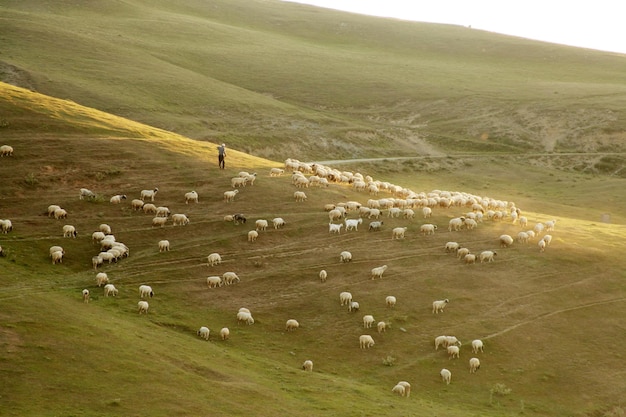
[445, 241, 460, 252]
[469, 357, 481, 373]
[440, 368, 452, 385]
[363, 315, 375, 328]
[339, 251, 352, 263]
[339, 291, 353, 306]
[329, 223, 344, 234]
[103, 284, 118, 297]
[82, 289, 90, 303]
[269, 167, 285, 177]
[131, 199, 145, 210]
[79, 188, 96, 200]
[345, 218, 363, 231]
[499, 234, 514, 247]
[302, 359, 313, 372]
[207, 253, 222, 266]
[255, 219, 268, 231]
[285, 319, 300, 331]
[0, 219, 13, 234]
[51, 250, 64, 264]
[272, 217, 286, 229]
[197, 326, 210, 341]
[471, 339, 484, 354]
[348, 301, 360, 312]
[432, 299, 449, 314]
[142, 203, 157, 214]
[248, 230, 259, 242]
[62, 225, 77, 238]
[294, 191, 307, 202]
[158, 240, 170, 252]
[370, 265, 388, 279]
[391, 227, 407, 240]
[385, 295, 396, 308]
[171, 213, 190, 226]
[184, 191, 199, 204]
[139, 285, 154, 298]
[479, 250, 497, 263]
[155, 207, 171, 217]
[420, 223, 437, 235]
[206, 276, 223, 288]
[110, 194, 127, 204]
[138, 301, 149, 314]
[140, 188, 159, 201]
[220, 327, 230, 340]
[377, 321, 387, 333]
[0, 145, 14, 157]
[368, 221, 383, 231]
[54, 208, 68, 220]
[359, 334, 375, 349]
[319, 269, 327, 283]
[152, 216, 168, 227]
[223, 272, 240, 285]
[96, 272, 109, 287]
[237, 311, 255, 325]
[447, 345, 460, 359]
[223, 190, 239, 202]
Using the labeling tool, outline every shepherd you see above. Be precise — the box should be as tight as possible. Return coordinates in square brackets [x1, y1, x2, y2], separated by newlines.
[217, 143, 226, 169]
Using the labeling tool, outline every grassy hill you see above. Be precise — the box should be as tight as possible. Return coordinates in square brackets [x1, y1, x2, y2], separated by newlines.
[1, 82, 626, 417]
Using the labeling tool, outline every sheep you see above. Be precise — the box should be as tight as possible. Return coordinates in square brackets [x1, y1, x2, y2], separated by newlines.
[0, 219, 13, 234]
[396, 381, 411, 397]
[542, 234, 553, 246]
[464, 253, 476, 264]
[247, 230, 258, 242]
[434, 335, 448, 350]
[62, 225, 77, 238]
[391, 227, 407, 240]
[223, 272, 240, 285]
[479, 250, 497, 263]
[339, 291, 353, 306]
[172, 213, 190, 226]
[359, 334, 375, 349]
[231, 177, 247, 188]
[206, 276, 223, 288]
[99, 224, 112, 235]
[0, 145, 14, 157]
[386, 295, 396, 308]
[285, 319, 300, 331]
[345, 218, 363, 231]
[237, 311, 254, 325]
[302, 359, 313, 372]
[432, 299, 449, 314]
[139, 285, 154, 298]
[207, 253, 222, 266]
[457, 247, 470, 259]
[255, 219, 268, 231]
[368, 220, 383, 231]
[328, 209, 344, 222]
[348, 301, 360, 312]
[49, 245, 64, 257]
[152, 217, 168, 227]
[447, 345, 460, 359]
[339, 251, 352, 263]
[270, 167, 285, 177]
[445, 336, 462, 347]
[329, 223, 344, 234]
[140, 188, 158, 201]
[155, 206, 171, 217]
[440, 368, 452, 385]
[244, 173, 257, 186]
[448, 217, 465, 232]
[220, 327, 230, 340]
[184, 191, 199, 204]
[158, 240, 170, 252]
[402, 208, 415, 219]
[79, 188, 96, 200]
[471, 339, 484, 354]
[47, 205, 61, 217]
[534, 222, 545, 235]
[367, 208, 382, 219]
[103, 284, 118, 297]
[138, 301, 149, 314]
[392, 384, 406, 397]
[422, 207, 432, 218]
[238, 307, 251, 314]
[469, 357, 481, 373]
[223, 190, 239, 202]
[370, 265, 388, 279]
[142, 203, 157, 214]
[363, 315, 375, 328]
[272, 217, 286, 229]
[377, 321, 387, 333]
[131, 199, 145, 210]
[233, 213, 247, 225]
[517, 231, 530, 244]
[51, 250, 64, 264]
[445, 241, 460, 252]
[544, 219, 557, 232]
[420, 223, 437, 235]
[197, 326, 210, 341]
[538, 239, 547, 252]
[54, 208, 68, 219]
[96, 272, 109, 287]
[294, 191, 307, 202]
[499, 234, 514, 247]
[319, 269, 327, 283]
[110, 194, 127, 204]
[464, 218, 478, 230]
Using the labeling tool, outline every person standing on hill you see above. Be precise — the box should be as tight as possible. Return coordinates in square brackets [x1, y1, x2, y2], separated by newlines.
[217, 143, 226, 169]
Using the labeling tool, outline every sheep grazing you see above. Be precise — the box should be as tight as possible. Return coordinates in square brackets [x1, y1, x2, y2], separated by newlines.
[172, 213, 190, 226]
[197, 326, 210, 341]
[140, 188, 159, 201]
[469, 357, 481, 373]
[370, 265, 388, 279]
[368, 221, 383, 231]
[448, 217, 465, 232]
[47, 205, 61, 217]
[158, 240, 170, 252]
[542, 234, 553, 246]
[391, 227, 407, 240]
[223, 190, 239, 202]
[99, 224, 112, 235]
[82, 289, 90, 303]
[110, 194, 127, 204]
[440, 368, 452, 385]
[345, 218, 363, 231]
[339, 291, 353, 306]
[155, 206, 171, 217]
[479, 250, 497, 263]
[445, 336, 462, 347]
[517, 231, 530, 243]
[142, 203, 157, 214]
[377, 321, 387, 333]
[79, 188, 96, 200]
[420, 223, 437, 235]
[319, 269, 327, 283]
[302, 359, 313, 372]
[538, 239, 547, 252]
[395, 381, 411, 397]
[231, 177, 247, 188]
[272, 217, 286, 229]
[0, 219, 13, 234]
[152, 217, 168, 227]
[434, 335, 448, 350]
[0, 145, 14, 157]
[184, 191, 199, 204]
[471, 339, 484, 354]
[92, 255, 103, 270]
[447, 345, 460, 359]
[348, 301, 360, 312]
[422, 207, 432, 218]
[328, 209, 344, 222]
[255, 219, 268, 231]
[294, 191, 307, 202]
[457, 247, 470, 260]
[54, 208, 68, 220]
[363, 315, 375, 329]
[206, 276, 223, 288]
[445, 241, 460, 252]
[222, 272, 240, 285]
[544, 219, 557, 231]
[236, 311, 254, 325]
[220, 327, 230, 341]
[464, 253, 476, 264]
[359, 334, 375, 349]
[138, 301, 149, 315]
[103, 284, 118, 297]
[329, 223, 344, 234]
[139, 285, 154, 298]
[285, 319, 300, 331]
[339, 251, 352, 263]
[51, 250, 64, 264]
[247, 230, 258, 242]
[392, 384, 406, 397]
[207, 253, 222, 266]
[385, 295, 396, 308]
[62, 225, 77, 238]
[96, 272, 109, 287]
[499, 234, 514, 247]
[269, 167, 285, 177]
[233, 213, 247, 225]
[432, 299, 449, 314]
[131, 199, 145, 211]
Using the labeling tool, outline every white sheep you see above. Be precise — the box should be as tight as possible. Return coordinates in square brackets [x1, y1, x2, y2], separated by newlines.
[62, 225, 77, 238]
[377, 321, 387, 333]
[363, 315, 375, 328]
[499, 234, 514, 247]
[96, 272, 109, 287]
[99, 224, 112, 235]
[519, 216, 528, 228]
[538, 239, 547, 252]
[272, 217, 286, 229]
[206, 276, 223, 288]
[139, 285, 154, 298]
[391, 227, 407, 240]
[445, 336, 462, 347]
[231, 177, 248, 188]
[207, 253, 222, 266]
[92, 255, 103, 270]
[294, 191, 307, 202]
[285, 319, 300, 331]
[131, 199, 145, 210]
[544, 219, 557, 231]
[464, 253, 476, 264]
[339, 291, 353, 306]
[457, 247, 470, 259]
[396, 381, 411, 397]
[434, 335, 448, 350]
[51, 250, 64, 264]
[328, 209, 344, 222]
[223, 190, 239, 202]
[103, 284, 118, 297]
[110, 194, 127, 204]
[220, 327, 230, 340]
[370, 265, 388, 279]
[464, 218, 478, 230]
[329, 223, 344, 234]
[155, 206, 171, 217]
[469, 357, 481, 373]
[445, 241, 459, 252]
[49, 245, 64, 257]
[0, 145, 14, 157]
[367, 208, 381, 219]
[422, 207, 432, 218]
[152, 217, 168, 227]
[197, 326, 210, 341]
[471, 339, 484, 354]
[47, 205, 61, 217]
[184, 191, 199, 204]
[448, 217, 465, 232]
[368, 220, 383, 231]
[420, 223, 437, 235]
[237, 311, 254, 325]
[82, 289, 90, 303]
[79, 188, 96, 200]
[542, 234, 553, 246]
[158, 240, 170, 252]
[479, 250, 497, 263]
[54, 208, 68, 220]
[142, 203, 157, 214]
[534, 222, 545, 235]
[270, 167, 285, 177]
[517, 231, 530, 244]
[447, 345, 460, 359]
[302, 359, 313, 372]
[385, 295, 396, 308]
[339, 251, 352, 263]
[432, 299, 449, 314]
[255, 219, 268, 231]
[319, 269, 327, 283]
[223, 272, 240, 285]
[359, 334, 375, 349]
[138, 301, 149, 314]
[348, 301, 360, 312]
[140, 188, 159, 201]
[392, 384, 406, 397]
[247, 230, 259, 242]
[172, 213, 190, 226]
[402, 208, 415, 219]
[344, 218, 362, 232]
[440, 368, 452, 385]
